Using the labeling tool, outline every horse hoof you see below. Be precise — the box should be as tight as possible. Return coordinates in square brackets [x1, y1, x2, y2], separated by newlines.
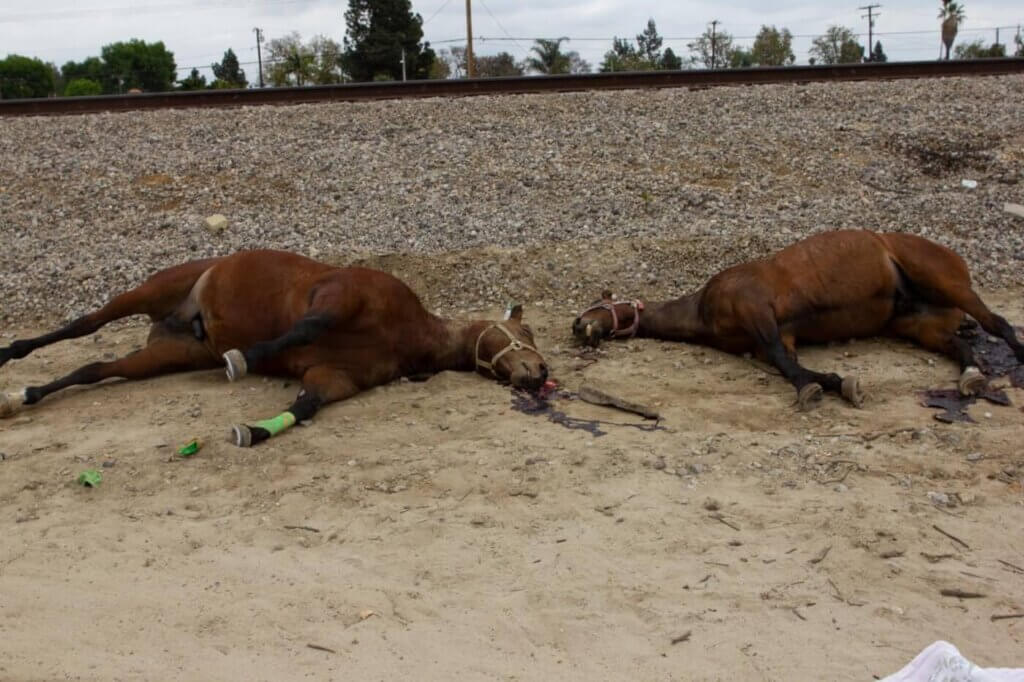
[223, 349, 247, 382]
[841, 376, 865, 408]
[230, 424, 253, 448]
[0, 390, 26, 418]
[958, 366, 985, 396]
[797, 383, 823, 411]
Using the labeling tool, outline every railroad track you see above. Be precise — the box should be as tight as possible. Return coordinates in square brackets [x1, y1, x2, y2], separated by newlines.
[1, 57, 1021, 117]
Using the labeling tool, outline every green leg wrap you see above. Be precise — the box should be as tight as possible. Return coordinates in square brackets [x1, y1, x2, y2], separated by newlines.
[254, 411, 297, 437]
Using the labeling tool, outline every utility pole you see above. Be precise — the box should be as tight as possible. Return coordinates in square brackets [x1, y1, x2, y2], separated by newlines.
[859, 5, 881, 61]
[465, 0, 475, 78]
[253, 27, 264, 87]
[400, 48, 407, 81]
[710, 20, 719, 69]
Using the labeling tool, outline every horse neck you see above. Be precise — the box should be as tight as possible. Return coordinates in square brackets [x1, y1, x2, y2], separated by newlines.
[431, 317, 491, 372]
[639, 292, 706, 341]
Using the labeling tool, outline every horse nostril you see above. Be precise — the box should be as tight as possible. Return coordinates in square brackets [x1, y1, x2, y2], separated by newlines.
[540, 363, 549, 380]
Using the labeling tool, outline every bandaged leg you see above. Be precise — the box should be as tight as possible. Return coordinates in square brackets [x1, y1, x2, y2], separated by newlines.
[231, 411, 297, 448]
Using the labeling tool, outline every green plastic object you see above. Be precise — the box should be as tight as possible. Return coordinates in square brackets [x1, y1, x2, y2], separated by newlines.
[177, 439, 202, 457]
[77, 469, 102, 487]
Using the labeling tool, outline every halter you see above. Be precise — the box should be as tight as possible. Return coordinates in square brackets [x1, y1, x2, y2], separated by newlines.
[475, 323, 538, 378]
[579, 299, 644, 339]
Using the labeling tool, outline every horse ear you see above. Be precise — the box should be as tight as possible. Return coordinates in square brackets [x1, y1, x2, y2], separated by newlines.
[601, 289, 614, 301]
[504, 302, 523, 321]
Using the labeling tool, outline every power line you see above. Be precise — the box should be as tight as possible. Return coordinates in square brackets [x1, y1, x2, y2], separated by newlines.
[476, 0, 527, 54]
[422, 0, 456, 27]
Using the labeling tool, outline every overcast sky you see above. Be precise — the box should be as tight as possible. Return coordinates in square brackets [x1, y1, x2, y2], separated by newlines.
[1, 1, 1020, 80]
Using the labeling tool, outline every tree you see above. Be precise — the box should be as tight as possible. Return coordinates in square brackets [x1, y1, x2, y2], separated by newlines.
[659, 47, 683, 70]
[636, 19, 663, 63]
[310, 35, 346, 83]
[600, 38, 648, 72]
[750, 25, 795, 66]
[600, 20, 679, 72]
[870, 40, 888, 62]
[688, 22, 734, 69]
[343, 0, 436, 81]
[953, 38, 1006, 59]
[728, 47, 754, 68]
[0, 54, 56, 99]
[61, 56, 104, 91]
[101, 39, 177, 92]
[809, 26, 864, 65]
[440, 47, 522, 78]
[64, 78, 102, 96]
[266, 33, 316, 86]
[177, 68, 207, 90]
[211, 48, 247, 88]
[938, 1, 965, 60]
[475, 52, 523, 77]
[1016, 31, 1024, 57]
[525, 38, 579, 74]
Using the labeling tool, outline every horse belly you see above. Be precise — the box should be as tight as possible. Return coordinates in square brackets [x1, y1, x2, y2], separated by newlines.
[793, 299, 893, 343]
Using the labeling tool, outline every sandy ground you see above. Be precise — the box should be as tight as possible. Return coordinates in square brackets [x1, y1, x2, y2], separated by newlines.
[1, 291, 1023, 682]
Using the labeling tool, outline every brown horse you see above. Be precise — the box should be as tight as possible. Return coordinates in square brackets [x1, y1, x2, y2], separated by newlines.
[1, 250, 548, 447]
[572, 230, 1024, 409]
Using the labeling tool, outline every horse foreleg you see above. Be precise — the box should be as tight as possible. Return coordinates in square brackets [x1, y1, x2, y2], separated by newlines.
[0, 337, 218, 417]
[1, 258, 216, 370]
[230, 366, 358, 447]
[745, 313, 860, 409]
[221, 313, 335, 381]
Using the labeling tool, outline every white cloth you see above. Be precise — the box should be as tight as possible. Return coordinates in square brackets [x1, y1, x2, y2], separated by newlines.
[881, 641, 1024, 682]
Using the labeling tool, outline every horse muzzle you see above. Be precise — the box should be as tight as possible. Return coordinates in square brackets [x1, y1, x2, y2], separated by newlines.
[510, 361, 548, 391]
[572, 317, 605, 348]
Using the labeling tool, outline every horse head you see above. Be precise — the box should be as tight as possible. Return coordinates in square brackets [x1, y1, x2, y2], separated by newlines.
[474, 304, 549, 390]
[572, 290, 643, 348]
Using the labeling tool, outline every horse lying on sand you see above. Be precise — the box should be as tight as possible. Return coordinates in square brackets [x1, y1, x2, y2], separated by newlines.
[1, 250, 549, 447]
[572, 230, 1024, 409]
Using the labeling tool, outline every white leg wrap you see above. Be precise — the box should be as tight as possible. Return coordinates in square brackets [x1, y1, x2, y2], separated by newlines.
[223, 349, 248, 382]
[0, 389, 27, 418]
[957, 366, 985, 397]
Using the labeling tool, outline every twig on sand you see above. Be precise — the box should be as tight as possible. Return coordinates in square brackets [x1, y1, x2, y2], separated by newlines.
[940, 588, 986, 599]
[932, 524, 970, 550]
[670, 631, 692, 645]
[284, 525, 321, 533]
[709, 512, 741, 531]
[791, 606, 807, 621]
[578, 384, 660, 420]
[307, 643, 336, 653]
[808, 545, 832, 565]
[997, 559, 1024, 574]
[991, 613, 1024, 621]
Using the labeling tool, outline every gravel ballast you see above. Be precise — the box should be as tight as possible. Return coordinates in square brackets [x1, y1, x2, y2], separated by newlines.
[1, 75, 1022, 326]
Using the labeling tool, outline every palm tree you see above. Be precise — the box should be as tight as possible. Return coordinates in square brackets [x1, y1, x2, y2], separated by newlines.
[938, 0, 966, 60]
[526, 38, 571, 74]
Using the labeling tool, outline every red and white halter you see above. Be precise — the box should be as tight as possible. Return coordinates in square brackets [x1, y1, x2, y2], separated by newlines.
[579, 299, 644, 339]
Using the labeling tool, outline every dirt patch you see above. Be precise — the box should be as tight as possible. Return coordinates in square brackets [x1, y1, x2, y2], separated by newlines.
[2, 289, 1023, 680]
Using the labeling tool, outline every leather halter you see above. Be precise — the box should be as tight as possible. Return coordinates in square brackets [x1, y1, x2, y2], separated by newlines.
[475, 323, 538, 378]
[579, 299, 644, 339]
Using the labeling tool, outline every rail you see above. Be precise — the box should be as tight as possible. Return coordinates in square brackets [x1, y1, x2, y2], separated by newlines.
[1, 57, 1021, 117]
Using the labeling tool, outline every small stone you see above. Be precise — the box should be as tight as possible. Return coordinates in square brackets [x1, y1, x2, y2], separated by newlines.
[347, 459, 357, 467]
[966, 452, 984, 462]
[205, 214, 229, 232]
[1004, 202, 1024, 219]
[927, 491, 951, 507]
[833, 483, 848, 493]
[702, 498, 720, 511]
[652, 457, 666, 470]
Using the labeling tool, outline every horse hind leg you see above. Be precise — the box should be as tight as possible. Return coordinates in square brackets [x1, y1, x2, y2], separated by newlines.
[0, 258, 218, 370]
[887, 307, 985, 396]
[1, 335, 219, 418]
